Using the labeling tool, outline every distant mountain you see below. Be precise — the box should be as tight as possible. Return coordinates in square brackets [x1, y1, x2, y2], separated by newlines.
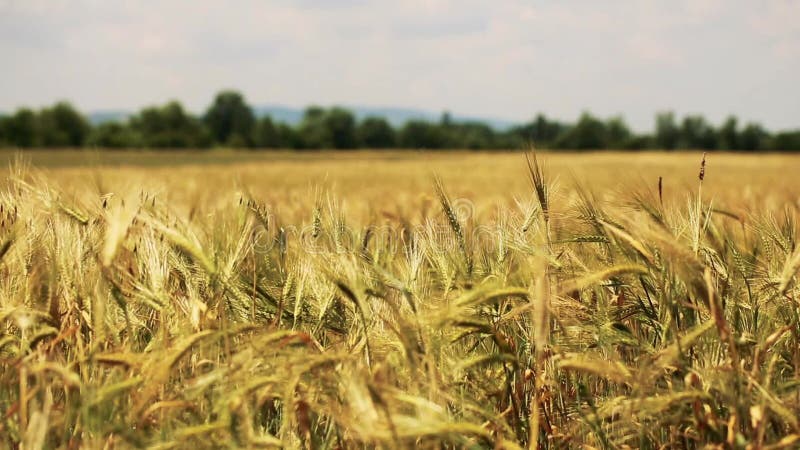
[253, 105, 304, 125]
[88, 110, 131, 125]
[86, 105, 518, 130]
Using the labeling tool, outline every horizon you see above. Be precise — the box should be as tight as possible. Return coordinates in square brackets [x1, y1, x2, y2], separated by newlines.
[3, 97, 797, 135]
[1, 1, 798, 132]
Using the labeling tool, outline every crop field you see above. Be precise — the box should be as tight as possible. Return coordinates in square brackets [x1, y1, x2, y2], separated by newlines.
[1, 150, 800, 449]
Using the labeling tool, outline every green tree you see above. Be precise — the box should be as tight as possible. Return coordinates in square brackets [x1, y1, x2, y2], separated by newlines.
[324, 107, 357, 149]
[203, 90, 256, 147]
[654, 111, 679, 150]
[620, 134, 653, 150]
[494, 130, 524, 149]
[769, 131, 800, 151]
[679, 115, 717, 149]
[718, 116, 740, 150]
[0, 120, 4, 146]
[253, 116, 280, 148]
[87, 121, 141, 148]
[357, 117, 396, 148]
[0, 114, 9, 147]
[131, 101, 211, 148]
[455, 122, 496, 149]
[440, 111, 453, 127]
[512, 114, 566, 147]
[554, 112, 608, 149]
[738, 122, 768, 151]
[1, 108, 39, 147]
[399, 120, 447, 149]
[254, 117, 299, 148]
[605, 116, 632, 148]
[298, 106, 330, 149]
[38, 101, 91, 147]
[276, 123, 302, 149]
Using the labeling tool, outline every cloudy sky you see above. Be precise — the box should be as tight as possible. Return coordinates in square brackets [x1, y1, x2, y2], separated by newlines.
[1, 0, 798, 130]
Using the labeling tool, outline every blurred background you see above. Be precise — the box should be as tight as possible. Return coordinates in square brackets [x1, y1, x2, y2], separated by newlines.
[0, 0, 798, 152]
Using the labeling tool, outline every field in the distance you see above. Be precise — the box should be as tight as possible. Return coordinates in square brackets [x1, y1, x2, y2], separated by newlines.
[1, 150, 799, 449]
[3, 149, 798, 211]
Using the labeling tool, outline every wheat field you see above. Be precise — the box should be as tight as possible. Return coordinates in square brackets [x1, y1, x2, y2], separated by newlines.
[1, 150, 799, 449]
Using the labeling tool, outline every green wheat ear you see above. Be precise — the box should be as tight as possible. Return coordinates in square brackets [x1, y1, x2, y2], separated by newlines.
[434, 175, 473, 277]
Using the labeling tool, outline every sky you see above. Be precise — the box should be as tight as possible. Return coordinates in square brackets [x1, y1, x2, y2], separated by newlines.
[0, 0, 798, 131]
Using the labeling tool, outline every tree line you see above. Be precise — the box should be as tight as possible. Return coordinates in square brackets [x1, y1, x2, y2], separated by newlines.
[1, 90, 799, 151]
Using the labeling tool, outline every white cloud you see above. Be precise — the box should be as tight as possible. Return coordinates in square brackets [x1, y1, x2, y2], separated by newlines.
[0, 0, 798, 130]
